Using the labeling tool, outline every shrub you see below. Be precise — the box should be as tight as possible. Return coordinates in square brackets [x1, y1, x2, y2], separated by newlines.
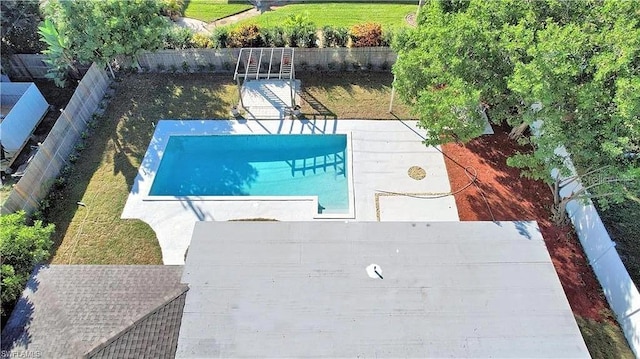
[228, 24, 263, 48]
[191, 33, 214, 48]
[381, 27, 395, 46]
[293, 28, 317, 48]
[349, 23, 383, 47]
[321, 25, 349, 47]
[261, 27, 286, 47]
[283, 13, 316, 48]
[0, 211, 54, 317]
[163, 26, 194, 49]
[160, 0, 185, 19]
[211, 27, 230, 48]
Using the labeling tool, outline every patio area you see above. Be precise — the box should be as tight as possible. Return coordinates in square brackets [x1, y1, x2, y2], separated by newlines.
[122, 119, 459, 264]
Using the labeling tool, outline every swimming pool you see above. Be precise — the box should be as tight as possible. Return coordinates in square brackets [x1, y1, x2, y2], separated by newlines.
[149, 134, 350, 214]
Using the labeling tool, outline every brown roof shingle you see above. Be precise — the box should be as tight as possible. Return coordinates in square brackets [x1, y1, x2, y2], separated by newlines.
[1, 265, 186, 359]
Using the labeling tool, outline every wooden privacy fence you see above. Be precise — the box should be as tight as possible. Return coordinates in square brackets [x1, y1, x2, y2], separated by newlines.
[137, 48, 240, 72]
[8, 48, 398, 79]
[1, 63, 110, 214]
[8, 54, 49, 80]
[136, 47, 397, 72]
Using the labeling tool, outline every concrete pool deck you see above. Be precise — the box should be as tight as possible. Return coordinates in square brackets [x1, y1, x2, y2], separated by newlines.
[122, 119, 459, 264]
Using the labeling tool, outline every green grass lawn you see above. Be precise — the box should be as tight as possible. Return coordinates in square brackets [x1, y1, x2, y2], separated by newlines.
[298, 72, 414, 119]
[233, 3, 416, 29]
[45, 71, 408, 265]
[184, 0, 253, 22]
[577, 315, 635, 358]
[47, 74, 238, 264]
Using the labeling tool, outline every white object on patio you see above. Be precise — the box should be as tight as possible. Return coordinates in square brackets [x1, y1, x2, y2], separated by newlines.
[0, 82, 49, 169]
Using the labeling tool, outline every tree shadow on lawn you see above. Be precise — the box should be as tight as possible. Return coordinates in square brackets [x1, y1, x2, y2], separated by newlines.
[47, 73, 237, 264]
[298, 71, 392, 93]
[297, 71, 413, 119]
[113, 74, 236, 193]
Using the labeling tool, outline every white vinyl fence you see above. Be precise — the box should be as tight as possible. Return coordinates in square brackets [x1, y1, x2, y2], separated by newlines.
[557, 156, 640, 356]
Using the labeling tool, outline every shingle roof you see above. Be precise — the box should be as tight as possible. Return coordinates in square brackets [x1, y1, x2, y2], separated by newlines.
[85, 288, 188, 359]
[1, 265, 186, 359]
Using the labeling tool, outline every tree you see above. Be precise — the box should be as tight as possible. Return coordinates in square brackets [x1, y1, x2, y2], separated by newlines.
[392, 1, 531, 146]
[38, 18, 79, 87]
[0, 0, 44, 57]
[41, 0, 169, 85]
[0, 211, 54, 317]
[507, 4, 640, 223]
[392, 0, 640, 223]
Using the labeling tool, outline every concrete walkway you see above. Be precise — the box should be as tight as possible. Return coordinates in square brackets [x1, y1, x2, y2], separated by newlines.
[207, 8, 266, 30]
[174, 7, 269, 34]
[241, 80, 300, 120]
[173, 17, 210, 34]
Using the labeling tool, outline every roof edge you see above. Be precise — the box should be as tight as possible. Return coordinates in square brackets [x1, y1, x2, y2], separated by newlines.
[82, 284, 190, 358]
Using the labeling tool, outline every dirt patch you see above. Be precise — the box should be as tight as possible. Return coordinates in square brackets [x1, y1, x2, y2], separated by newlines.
[32, 79, 77, 142]
[441, 125, 611, 322]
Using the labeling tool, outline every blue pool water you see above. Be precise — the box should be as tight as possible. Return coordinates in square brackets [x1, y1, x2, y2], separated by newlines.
[149, 134, 349, 214]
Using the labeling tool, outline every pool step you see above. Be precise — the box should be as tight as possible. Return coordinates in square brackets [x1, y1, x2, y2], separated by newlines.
[288, 152, 346, 177]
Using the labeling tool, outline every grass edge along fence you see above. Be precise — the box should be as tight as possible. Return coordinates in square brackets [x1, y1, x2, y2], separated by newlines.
[1, 63, 110, 215]
[136, 47, 397, 73]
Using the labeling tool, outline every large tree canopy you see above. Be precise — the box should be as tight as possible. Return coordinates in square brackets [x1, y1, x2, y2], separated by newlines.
[393, 0, 640, 221]
[507, 1, 640, 218]
[0, 0, 44, 57]
[40, 0, 168, 85]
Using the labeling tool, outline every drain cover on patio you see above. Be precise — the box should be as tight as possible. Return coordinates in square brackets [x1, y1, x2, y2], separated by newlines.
[408, 166, 426, 180]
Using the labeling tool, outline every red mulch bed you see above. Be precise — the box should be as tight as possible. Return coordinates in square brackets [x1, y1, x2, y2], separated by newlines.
[441, 125, 610, 322]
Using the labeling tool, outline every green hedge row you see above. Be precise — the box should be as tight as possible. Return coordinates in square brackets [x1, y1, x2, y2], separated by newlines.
[163, 22, 394, 49]
[228, 0, 418, 4]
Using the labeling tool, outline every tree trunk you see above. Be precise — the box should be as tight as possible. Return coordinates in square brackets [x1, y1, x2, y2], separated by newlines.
[551, 198, 569, 226]
[509, 122, 529, 140]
